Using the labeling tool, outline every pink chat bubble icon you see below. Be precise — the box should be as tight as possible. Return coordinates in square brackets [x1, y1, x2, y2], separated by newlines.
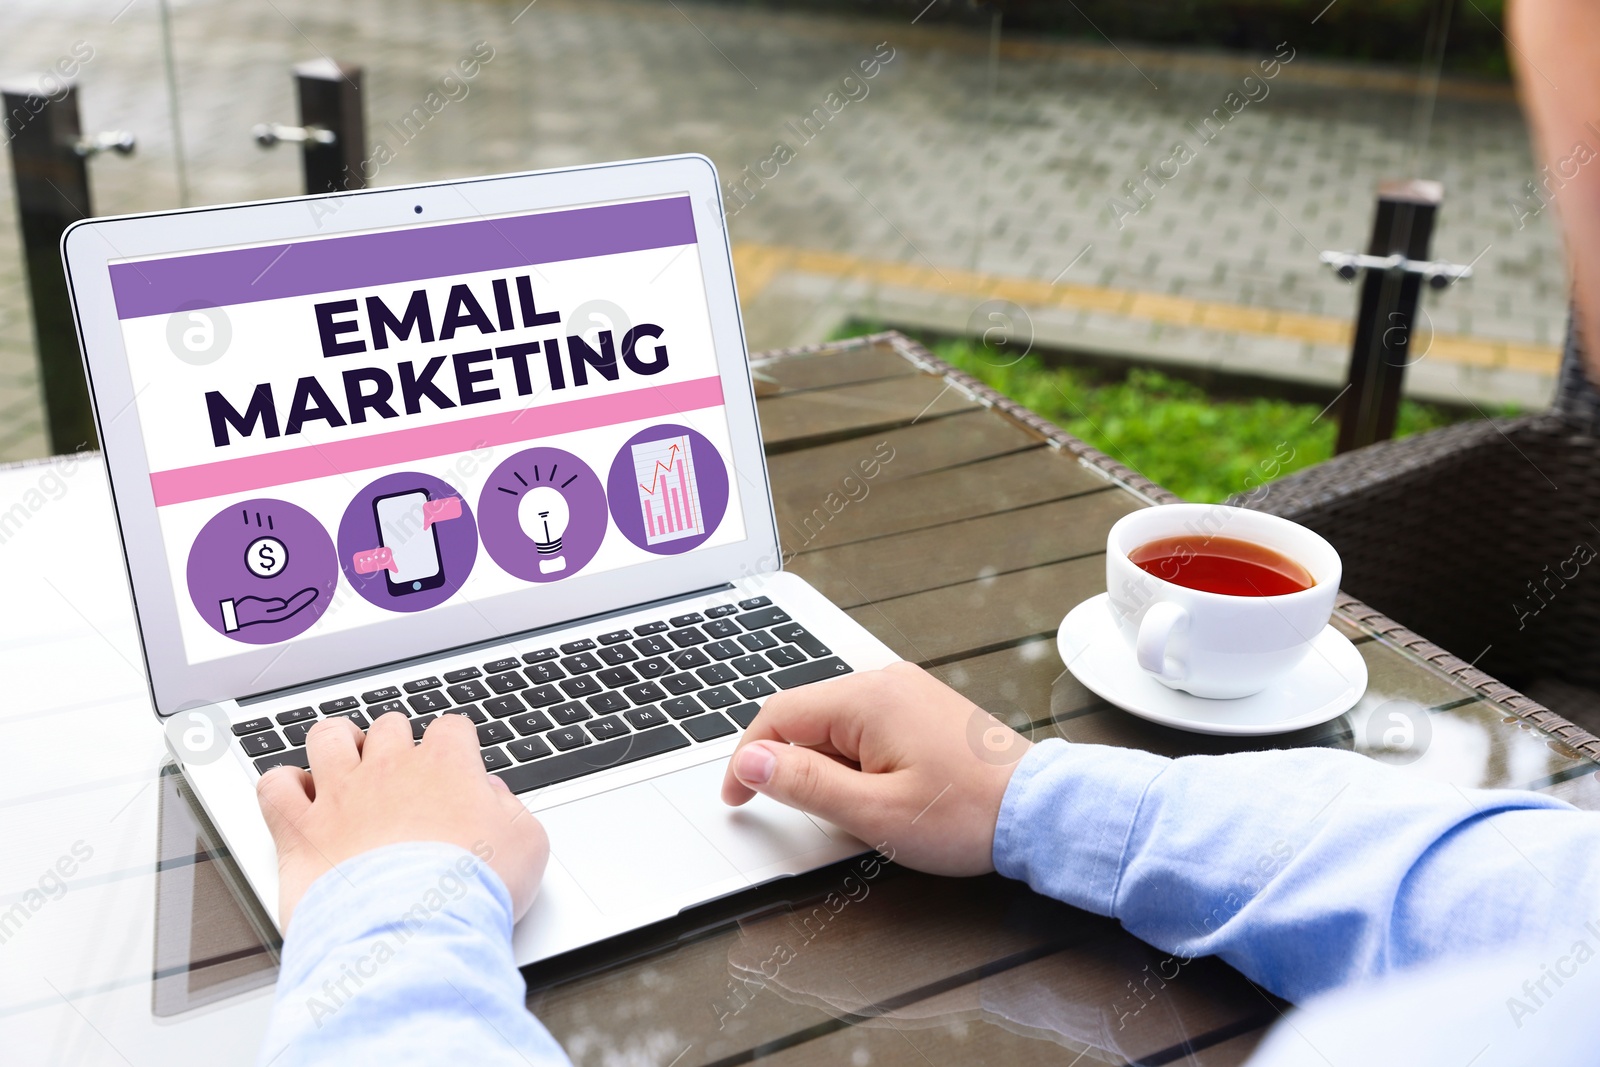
[352, 546, 397, 574]
[422, 495, 463, 530]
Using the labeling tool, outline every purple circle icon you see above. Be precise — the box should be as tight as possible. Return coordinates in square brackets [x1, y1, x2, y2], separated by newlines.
[478, 448, 607, 583]
[337, 472, 478, 612]
[607, 424, 729, 555]
[186, 498, 337, 644]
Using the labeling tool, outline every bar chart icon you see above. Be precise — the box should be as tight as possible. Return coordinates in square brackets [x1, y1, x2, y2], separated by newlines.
[633, 434, 705, 545]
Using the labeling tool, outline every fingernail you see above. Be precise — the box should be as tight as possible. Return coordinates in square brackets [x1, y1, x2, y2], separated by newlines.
[734, 743, 776, 786]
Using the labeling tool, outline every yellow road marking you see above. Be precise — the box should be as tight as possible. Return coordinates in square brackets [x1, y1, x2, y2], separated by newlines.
[731, 242, 1559, 374]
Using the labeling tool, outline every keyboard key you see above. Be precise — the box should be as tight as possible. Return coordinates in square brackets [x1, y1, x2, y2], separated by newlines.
[483, 695, 526, 718]
[768, 645, 808, 668]
[487, 672, 529, 695]
[706, 604, 739, 618]
[403, 676, 442, 694]
[770, 657, 854, 689]
[284, 721, 315, 746]
[586, 715, 629, 741]
[444, 667, 483, 684]
[478, 721, 513, 746]
[700, 686, 740, 709]
[522, 647, 558, 664]
[738, 631, 778, 652]
[597, 666, 639, 688]
[633, 635, 672, 656]
[232, 717, 273, 737]
[483, 658, 521, 675]
[369, 699, 406, 718]
[495, 724, 690, 794]
[559, 675, 602, 698]
[525, 661, 565, 684]
[319, 696, 360, 714]
[633, 620, 668, 635]
[447, 680, 491, 704]
[442, 705, 487, 724]
[662, 696, 704, 720]
[698, 663, 738, 685]
[598, 629, 632, 645]
[523, 684, 564, 708]
[275, 706, 317, 725]
[668, 626, 707, 648]
[734, 677, 776, 700]
[770, 623, 832, 658]
[408, 691, 451, 714]
[738, 596, 772, 610]
[703, 618, 742, 639]
[727, 702, 761, 729]
[661, 673, 703, 695]
[683, 713, 737, 742]
[508, 711, 554, 736]
[328, 709, 372, 729]
[560, 638, 596, 654]
[732, 654, 772, 677]
[549, 702, 591, 726]
[624, 705, 668, 730]
[624, 681, 667, 704]
[239, 730, 285, 756]
[360, 687, 400, 704]
[586, 691, 629, 714]
[738, 606, 791, 630]
[561, 651, 602, 674]
[254, 748, 310, 774]
[482, 747, 512, 772]
[668, 648, 710, 669]
[410, 714, 437, 739]
[705, 640, 743, 661]
[509, 737, 552, 762]
[598, 644, 638, 665]
[633, 657, 671, 680]
[670, 612, 704, 627]
[548, 726, 591, 751]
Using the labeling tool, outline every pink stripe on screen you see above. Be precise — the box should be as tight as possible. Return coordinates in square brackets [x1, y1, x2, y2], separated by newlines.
[149, 376, 726, 506]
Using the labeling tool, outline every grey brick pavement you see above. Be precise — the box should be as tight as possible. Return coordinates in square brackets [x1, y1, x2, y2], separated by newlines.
[0, 0, 1567, 459]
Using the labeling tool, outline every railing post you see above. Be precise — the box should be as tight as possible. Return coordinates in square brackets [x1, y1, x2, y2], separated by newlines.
[253, 60, 366, 194]
[3, 81, 133, 454]
[1333, 179, 1442, 454]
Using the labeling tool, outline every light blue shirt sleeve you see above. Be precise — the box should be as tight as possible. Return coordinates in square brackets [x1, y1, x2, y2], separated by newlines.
[256, 842, 572, 1067]
[992, 738, 1597, 1003]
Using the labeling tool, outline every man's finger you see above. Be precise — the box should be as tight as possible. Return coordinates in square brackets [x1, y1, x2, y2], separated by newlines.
[305, 716, 364, 781]
[420, 711, 486, 772]
[363, 707, 413, 761]
[255, 766, 313, 849]
[725, 739, 881, 828]
[721, 669, 892, 804]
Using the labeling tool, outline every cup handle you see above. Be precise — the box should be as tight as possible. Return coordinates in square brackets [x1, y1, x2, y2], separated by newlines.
[1136, 602, 1188, 683]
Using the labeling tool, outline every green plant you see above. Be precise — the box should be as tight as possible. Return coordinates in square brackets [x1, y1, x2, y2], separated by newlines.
[847, 327, 1493, 502]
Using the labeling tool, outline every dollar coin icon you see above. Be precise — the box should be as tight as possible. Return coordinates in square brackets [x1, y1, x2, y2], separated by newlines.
[245, 536, 289, 578]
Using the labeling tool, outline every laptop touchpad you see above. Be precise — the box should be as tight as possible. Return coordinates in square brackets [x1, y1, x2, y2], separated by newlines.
[537, 762, 835, 916]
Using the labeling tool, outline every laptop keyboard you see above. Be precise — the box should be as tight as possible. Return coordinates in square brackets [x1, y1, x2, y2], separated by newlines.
[236, 596, 853, 796]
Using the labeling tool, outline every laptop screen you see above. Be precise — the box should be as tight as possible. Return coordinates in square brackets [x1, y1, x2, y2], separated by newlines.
[107, 193, 747, 667]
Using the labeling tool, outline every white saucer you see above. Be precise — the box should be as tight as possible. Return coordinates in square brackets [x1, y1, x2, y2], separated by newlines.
[1056, 593, 1368, 736]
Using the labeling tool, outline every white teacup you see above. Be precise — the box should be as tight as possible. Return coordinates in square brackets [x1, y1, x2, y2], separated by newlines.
[1105, 504, 1341, 700]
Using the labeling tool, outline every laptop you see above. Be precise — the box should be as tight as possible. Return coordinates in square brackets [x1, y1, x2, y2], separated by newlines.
[62, 154, 899, 964]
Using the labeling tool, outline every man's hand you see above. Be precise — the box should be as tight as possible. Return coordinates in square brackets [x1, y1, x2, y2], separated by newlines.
[720, 661, 1030, 876]
[255, 712, 549, 928]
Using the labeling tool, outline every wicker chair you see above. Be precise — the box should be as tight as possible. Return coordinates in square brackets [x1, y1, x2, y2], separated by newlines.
[1233, 320, 1600, 730]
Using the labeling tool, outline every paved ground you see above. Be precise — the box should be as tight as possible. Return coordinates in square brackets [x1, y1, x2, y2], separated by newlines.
[0, 0, 1568, 460]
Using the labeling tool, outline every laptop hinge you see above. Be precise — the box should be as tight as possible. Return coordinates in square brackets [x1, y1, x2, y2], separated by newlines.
[237, 581, 734, 706]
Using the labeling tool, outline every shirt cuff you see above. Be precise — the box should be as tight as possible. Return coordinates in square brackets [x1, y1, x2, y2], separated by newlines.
[277, 842, 514, 991]
[991, 738, 1169, 916]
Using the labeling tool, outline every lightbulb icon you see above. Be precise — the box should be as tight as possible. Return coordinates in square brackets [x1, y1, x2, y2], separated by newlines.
[519, 485, 569, 574]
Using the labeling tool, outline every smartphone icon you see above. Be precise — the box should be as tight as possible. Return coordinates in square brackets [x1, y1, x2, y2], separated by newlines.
[373, 489, 445, 596]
